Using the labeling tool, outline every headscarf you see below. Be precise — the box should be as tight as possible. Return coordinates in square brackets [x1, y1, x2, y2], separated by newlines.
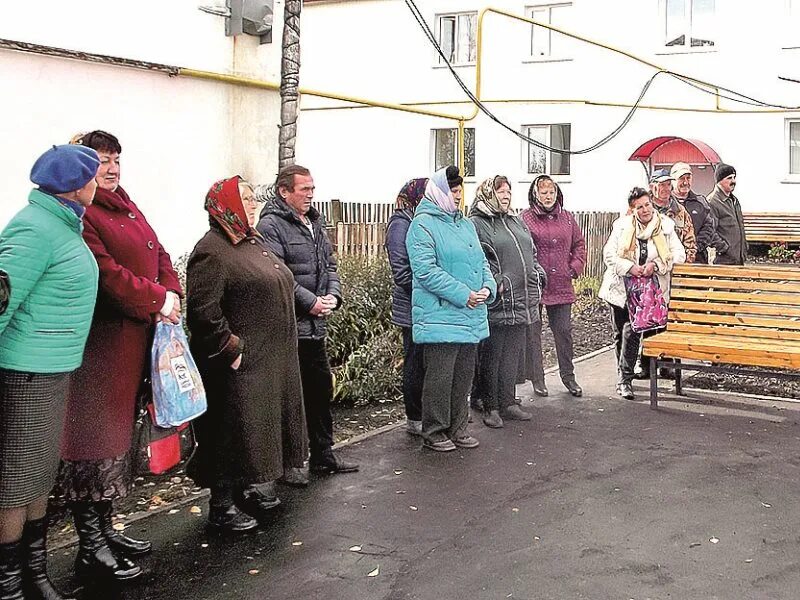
[204, 175, 258, 245]
[469, 176, 507, 217]
[528, 175, 564, 214]
[424, 168, 457, 214]
[619, 211, 672, 264]
[397, 178, 428, 211]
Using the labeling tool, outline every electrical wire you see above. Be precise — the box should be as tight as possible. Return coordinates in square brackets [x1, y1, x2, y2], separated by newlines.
[405, 0, 800, 156]
[404, 0, 660, 155]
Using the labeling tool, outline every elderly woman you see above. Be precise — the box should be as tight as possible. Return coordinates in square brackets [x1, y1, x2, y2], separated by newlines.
[406, 168, 496, 452]
[0, 145, 99, 600]
[60, 131, 182, 582]
[470, 176, 547, 428]
[599, 187, 686, 400]
[385, 178, 428, 436]
[187, 176, 307, 532]
[520, 175, 587, 398]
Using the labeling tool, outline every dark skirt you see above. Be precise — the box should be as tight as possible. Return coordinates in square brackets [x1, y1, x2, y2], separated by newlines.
[57, 454, 131, 502]
[0, 369, 70, 508]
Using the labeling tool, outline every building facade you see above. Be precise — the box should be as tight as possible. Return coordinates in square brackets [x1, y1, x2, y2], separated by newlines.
[297, 0, 800, 213]
[0, 0, 282, 254]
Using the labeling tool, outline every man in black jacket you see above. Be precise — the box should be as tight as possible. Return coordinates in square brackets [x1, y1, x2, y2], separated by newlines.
[669, 162, 718, 264]
[257, 165, 359, 476]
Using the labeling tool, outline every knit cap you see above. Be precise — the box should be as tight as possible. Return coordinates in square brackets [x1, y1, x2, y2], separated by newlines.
[715, 163, 736, 183]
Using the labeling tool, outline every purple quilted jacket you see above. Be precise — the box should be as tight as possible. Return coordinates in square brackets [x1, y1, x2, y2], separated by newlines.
[520, 180, 587, 306]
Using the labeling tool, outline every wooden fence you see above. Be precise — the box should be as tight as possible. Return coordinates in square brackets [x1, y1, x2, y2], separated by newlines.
[316, 200, 617, 281]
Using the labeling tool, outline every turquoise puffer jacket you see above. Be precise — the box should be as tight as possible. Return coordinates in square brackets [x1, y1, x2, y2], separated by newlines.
[406, 199, 496, 344]
[0, 189, 98, 373]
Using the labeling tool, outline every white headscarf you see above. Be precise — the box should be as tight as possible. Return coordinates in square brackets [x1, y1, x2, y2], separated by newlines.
[424, 168, 457, 214]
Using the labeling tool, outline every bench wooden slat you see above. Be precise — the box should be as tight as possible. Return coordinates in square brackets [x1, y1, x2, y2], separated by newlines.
[670, 287, 800, 306]
[667, 321, 800, 342]
[672, 264, 800, 281]
[743, 212, 800, 243]
[671, 277, 799, 293]
[669, 300, 800, 319]
[670, 310, 800, 331]
[643, 335, 800, 369]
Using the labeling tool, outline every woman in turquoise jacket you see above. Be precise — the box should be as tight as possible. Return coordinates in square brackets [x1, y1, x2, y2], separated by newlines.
[406, 167, 496, 452]
[0, 145, 99, 600]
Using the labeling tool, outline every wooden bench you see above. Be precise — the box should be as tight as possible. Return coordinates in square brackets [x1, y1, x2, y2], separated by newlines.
[642, 263, 800, 408]
[744, 213, 800, 244]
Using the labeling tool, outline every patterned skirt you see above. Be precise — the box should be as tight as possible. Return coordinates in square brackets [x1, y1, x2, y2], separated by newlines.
[0, 369, 70, 508]
[58, 454, 131, 502]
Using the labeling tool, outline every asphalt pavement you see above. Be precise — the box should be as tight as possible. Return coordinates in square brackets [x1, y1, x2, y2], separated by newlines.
[51, 348, 800, 600]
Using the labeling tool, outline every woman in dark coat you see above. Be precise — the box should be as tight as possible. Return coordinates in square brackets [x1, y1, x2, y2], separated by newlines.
[186, 176, 307, 533]
[385, 178, 428, 436]
[470, 176, 547, 428]
[520, 175, 587, 398]
[61, 131, 182, 582]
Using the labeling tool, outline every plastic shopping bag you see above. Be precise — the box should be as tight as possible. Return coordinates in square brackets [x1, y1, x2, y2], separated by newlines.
[151, 320, 207, 427]
[624, 274, 669, 333]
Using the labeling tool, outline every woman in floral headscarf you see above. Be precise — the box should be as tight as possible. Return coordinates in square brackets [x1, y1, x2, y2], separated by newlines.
[470, 176, 547, 428]
[406, 168, 496, 452]
[385, 178, 428, 436]
[186, 176, 307, 533]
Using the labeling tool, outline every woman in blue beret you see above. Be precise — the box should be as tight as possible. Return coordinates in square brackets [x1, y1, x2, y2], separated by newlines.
[0, 145, 100, 600]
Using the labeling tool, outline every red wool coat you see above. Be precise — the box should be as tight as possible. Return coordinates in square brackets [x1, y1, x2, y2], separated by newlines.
[521, 202, 587, 306]
[62, 186, 181, 461]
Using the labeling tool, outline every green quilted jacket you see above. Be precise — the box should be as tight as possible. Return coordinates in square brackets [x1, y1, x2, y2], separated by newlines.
[0, 189, 98, 373]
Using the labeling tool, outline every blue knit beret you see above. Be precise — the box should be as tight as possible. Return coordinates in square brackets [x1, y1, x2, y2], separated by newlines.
[30, 145, 100, 194]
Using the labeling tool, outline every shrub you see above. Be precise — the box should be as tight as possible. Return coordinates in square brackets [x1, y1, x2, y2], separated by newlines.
[327, 255, 402, 405]
[767, 242, 796, 263]
[574, 276, 600, 298]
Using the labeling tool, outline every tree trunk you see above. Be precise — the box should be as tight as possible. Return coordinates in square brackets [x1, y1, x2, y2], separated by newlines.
[279, 0, 301, 171]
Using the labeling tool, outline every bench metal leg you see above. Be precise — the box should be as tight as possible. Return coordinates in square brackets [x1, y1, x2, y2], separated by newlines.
[649, 357, 658, 409]
[675, 359, 683, 396]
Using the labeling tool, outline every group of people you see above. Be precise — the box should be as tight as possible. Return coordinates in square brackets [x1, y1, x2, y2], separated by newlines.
[386, 166, 587, 451]
[0, 135, 355, 599]
[599, 161, 745, 400]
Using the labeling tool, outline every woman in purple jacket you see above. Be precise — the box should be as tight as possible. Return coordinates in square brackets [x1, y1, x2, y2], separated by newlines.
[520, 175, 587, 398]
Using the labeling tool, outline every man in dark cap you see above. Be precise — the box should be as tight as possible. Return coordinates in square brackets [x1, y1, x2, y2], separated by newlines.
[707, 163, 746, 265]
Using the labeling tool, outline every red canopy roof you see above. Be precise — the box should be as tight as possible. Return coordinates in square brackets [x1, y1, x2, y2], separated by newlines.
[628, 136, 721, 165]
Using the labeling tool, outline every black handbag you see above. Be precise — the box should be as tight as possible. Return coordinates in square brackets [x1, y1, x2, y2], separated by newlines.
[132, 378, 197, 476]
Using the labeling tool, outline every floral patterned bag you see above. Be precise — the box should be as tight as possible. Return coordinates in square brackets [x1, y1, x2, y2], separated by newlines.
[623, 274, 669, 333]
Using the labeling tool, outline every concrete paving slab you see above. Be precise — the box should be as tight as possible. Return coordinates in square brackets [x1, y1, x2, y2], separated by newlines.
[51, 349, 800, 600]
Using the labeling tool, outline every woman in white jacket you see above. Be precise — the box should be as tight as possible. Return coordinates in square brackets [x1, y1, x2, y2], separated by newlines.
[599, 187, 686, 400]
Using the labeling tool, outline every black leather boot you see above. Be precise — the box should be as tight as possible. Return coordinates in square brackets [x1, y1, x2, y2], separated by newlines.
[208, 487, 257, 533]
[97, 500, 151, 557]
[22, 518, 76, 600]
[0, 540, 24, 600]
[69, 502, 141, 582]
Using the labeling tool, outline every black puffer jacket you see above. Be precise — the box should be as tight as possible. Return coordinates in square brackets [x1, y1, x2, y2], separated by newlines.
[469, 209, 546, 326]
[385, 208, 414, 328]
[674, 190, 717, 264]
[257, 198, 342, 340]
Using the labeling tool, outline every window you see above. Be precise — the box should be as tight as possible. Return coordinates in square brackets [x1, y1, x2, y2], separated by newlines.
[528, 3, 572, 59]
[790, 120, 800, 175]
[664, 0, 715, 48]
[437, 13, 477, 65]
[432, 128, 475, 177]
[524, 124, 571, 175]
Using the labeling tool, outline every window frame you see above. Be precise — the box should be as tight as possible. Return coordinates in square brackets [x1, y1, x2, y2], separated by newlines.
[659, 0, 717, 54]
[526, 2, 573, 61]
[431, 127, 476, 178]
[522, 123, 572, 177]
[434, 12, 478, 67]
[787, 118, 800, 180]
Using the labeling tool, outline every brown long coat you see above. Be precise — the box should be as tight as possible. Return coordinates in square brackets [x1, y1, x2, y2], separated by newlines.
[185, 225, 307, 488]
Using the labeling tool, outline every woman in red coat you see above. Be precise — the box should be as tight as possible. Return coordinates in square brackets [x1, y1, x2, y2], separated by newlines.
[520, 175, 587, 398]
[60, 131, 182, 582]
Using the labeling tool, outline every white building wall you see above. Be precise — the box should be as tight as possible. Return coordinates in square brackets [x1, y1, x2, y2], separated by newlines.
[0, 0, 282, 255]
[298, 0, 800, 213]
